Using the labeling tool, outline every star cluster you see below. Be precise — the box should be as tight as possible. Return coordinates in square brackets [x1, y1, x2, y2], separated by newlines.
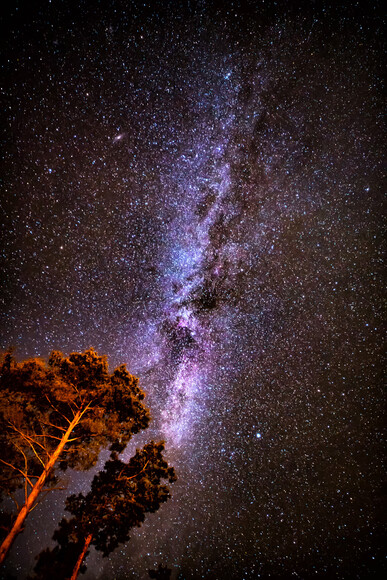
[1, 1, 385, 579]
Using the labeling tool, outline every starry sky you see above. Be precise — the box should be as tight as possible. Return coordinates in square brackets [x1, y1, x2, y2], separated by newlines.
[0, 1, 385, 578]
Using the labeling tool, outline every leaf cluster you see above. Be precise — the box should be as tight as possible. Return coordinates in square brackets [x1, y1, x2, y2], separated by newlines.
[31, 442, 176, 578]
[0, 348, 150, 500]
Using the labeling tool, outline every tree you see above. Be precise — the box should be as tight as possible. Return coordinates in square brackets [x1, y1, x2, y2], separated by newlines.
[31, 442, 176, 580]
[0, 348, 150, 564]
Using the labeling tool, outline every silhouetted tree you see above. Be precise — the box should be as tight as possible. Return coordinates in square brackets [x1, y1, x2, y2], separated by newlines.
[0, 348, 150, 563]
[31, 442, 176, 580]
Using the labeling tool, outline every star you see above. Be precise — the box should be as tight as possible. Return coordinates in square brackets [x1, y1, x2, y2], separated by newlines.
[1, 2, 384, 579]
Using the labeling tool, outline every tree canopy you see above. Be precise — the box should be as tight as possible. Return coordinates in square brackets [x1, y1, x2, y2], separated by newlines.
[31, 441, 176, 579]
[0, 348, 151, 563]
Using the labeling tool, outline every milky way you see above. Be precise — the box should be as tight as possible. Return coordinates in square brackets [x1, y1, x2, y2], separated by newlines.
[1, 2, 385, 579]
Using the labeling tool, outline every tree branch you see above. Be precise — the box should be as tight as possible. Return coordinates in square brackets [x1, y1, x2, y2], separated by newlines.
[44, 394, 72, 425]
[33, 434, 64, 441]
[34, 485, 68, 506]
[42, 421, 67, 433]
[9, 492, 19, 511]
[9, 423, 49, 455]
[66, 401, 78, 417]
[79, 401, 94, 418]
[0, 458, 35, 489]
[13, 444, 29, 502]
[9, 426, 47, 468]
[118, 460, 150, 482]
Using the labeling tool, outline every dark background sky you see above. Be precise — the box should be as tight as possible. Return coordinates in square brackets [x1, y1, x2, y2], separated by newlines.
[0, 1, 385, 578]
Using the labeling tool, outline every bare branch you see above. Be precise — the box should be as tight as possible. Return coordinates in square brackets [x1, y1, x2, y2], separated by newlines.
[9, 492, 19, 511]
[44, 394, 72, 425]
[0, 458, 35, 489]
[34, 485, 68, 506]
[118, 460, 150, 482]
[14, 444, 29, 502]
[9, 426, 47, 468]
[69, 399, 80, 413]
[42, 421, 67, 433]
[32, 434, 64, 441]
[78, 401, 95, 419]
[0, 474, 39, 483]
[8, 423, 49, 455]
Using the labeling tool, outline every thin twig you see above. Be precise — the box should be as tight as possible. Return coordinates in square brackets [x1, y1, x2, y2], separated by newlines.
[32, 434, 64, 441]
[42, 421, 67, 432]
[0, 458, 35, 489]
[44, 394, 72, 425]
[118, 460, 150, 482]
[9, 492, 19, 511]
[13, 443, 29, 502]
[9, 427, 47, 468]
[8, 423, 49, 454]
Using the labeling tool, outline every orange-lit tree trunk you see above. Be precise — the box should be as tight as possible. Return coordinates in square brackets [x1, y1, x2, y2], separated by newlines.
[70, 533, 93, 580]
[0, 411, 83, 565]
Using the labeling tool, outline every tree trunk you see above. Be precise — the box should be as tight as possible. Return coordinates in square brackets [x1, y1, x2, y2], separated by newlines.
[0, 411, 82, 565]
[70, 533, 93, 580]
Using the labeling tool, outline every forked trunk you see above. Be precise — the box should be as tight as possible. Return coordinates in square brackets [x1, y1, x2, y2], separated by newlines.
[70, 533, 93, 580]
[0, 411, 82, 565]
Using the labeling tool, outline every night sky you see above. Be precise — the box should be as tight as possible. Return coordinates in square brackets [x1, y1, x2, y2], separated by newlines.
[0, 1, 385, 579]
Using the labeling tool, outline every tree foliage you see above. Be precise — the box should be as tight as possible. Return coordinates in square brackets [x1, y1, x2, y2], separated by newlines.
[0, 348, 151, 563]
[31, 442, 176, 579]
